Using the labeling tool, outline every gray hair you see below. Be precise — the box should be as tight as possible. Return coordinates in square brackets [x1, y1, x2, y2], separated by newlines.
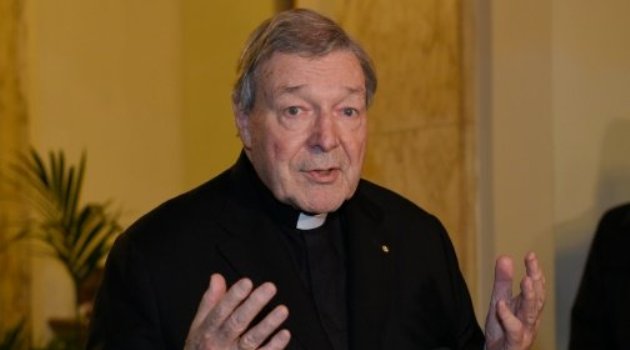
[232, 8, 377, 113]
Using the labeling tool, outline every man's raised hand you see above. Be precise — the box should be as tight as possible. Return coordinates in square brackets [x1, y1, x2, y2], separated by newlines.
[484, 252, 546, 350]
[185, 274, 291, 350]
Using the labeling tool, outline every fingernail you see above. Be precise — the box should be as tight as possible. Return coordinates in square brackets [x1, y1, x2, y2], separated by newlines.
[274, 305, 289, 319]
[261, 282, 277, 295]
[235, 278, 253, 294]
[278, 329, 291, 342]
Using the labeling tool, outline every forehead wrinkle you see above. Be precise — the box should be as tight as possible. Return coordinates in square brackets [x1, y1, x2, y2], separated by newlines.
[273, 84, 365, 101]
[344, 86, 366, 98]
[274, 84, 306, 97]
[259, 52, 366, 104]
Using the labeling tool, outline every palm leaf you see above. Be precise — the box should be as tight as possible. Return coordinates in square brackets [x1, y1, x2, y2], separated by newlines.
[12, 148, 122, 290]
[70, 205, 119, 282]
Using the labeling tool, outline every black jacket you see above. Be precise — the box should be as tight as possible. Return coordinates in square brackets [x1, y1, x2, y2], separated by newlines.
[88, 153, 484, 349]
[570, 203, 630, 349]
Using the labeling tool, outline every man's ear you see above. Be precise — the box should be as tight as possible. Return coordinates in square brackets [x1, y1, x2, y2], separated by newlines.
[234, 105, 252, 148]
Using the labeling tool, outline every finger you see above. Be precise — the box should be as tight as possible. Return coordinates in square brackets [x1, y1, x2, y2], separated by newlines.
[524, 252, 542, 279]
[260, 329, 291, 350]
[496, 299, 524, 346]
[516, 276, 538, 327]
[240, 305, 290, 350]
[203, 278, 254, 334]
[491, 255, 514, 303]
[190, 274, 227, 330]
[221, 282, 278, 340]
[525, 252, 546, 312]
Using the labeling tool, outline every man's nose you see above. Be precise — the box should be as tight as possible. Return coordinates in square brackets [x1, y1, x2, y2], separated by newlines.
[308, 111, 339, 152]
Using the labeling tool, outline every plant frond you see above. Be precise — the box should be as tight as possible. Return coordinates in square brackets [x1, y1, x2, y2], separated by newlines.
[10, 147, 123, 292]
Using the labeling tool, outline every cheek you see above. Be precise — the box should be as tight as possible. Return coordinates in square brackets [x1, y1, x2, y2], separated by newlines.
[270, 132, 308, 164]
[251, 120, 284, 160]
[272, 143, 285, 160]
[356, 135, 367, 157]
[345, 129, 367, 163]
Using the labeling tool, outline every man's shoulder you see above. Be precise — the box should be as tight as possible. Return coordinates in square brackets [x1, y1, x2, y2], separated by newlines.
[118, 168, 234, 245]
[355, 178, 433, 218]
[600, 202, 630, 227]
[594, 202, 630, 253]
[351, 179, 443, 236]
[352, 179, 458, 275]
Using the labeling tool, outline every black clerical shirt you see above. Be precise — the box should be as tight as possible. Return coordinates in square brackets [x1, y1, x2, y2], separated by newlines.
[245, 157, 349, 350]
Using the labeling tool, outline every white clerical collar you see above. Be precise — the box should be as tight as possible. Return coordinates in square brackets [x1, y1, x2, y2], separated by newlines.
[296, 212, 327, 230]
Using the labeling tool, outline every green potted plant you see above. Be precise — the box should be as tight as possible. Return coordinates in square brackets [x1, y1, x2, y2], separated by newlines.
[12, 148, 122, 347]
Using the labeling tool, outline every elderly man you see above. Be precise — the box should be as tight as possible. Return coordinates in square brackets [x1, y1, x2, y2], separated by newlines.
[88, 8, 545, 350]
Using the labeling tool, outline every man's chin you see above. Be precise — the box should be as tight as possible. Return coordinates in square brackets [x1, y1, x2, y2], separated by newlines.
[293, 197, 345, 215]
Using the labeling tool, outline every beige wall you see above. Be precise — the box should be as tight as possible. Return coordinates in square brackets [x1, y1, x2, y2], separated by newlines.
[181, 1, 275, 188]
[553, 0, 630, 348]
[476, 1, 556, 348]
[26, 0, 185, 227]
[479, 0, 630, 349]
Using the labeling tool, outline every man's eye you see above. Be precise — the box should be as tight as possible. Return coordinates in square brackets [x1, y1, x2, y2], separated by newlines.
[286, 106, 300, 116]
[342, 107, 357, 117]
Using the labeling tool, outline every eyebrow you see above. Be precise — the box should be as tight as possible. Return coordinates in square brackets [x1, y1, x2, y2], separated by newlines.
[274, 84, 365, 97]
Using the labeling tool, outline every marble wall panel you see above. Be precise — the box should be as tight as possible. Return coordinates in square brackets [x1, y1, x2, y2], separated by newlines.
[335, 0, 477, 285]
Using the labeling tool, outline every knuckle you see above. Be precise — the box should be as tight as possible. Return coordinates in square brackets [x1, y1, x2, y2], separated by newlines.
[226, 313, 248, 334]
[526, 313, 537, 325]
[239, 333, 259, 350]
[205, 310, 224, 329]
[185, 332, 219, 350]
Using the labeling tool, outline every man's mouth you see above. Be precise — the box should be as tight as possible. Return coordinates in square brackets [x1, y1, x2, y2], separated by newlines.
[303, 168, 340, 183]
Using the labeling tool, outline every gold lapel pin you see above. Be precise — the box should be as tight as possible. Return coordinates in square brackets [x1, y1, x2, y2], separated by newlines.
[381, 245, 390, 253]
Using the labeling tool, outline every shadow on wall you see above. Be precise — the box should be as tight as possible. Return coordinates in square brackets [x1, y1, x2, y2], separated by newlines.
[555, 118, 630, 349]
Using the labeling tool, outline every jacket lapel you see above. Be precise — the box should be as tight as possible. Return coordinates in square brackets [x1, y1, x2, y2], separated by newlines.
[341, 183, 394, 350]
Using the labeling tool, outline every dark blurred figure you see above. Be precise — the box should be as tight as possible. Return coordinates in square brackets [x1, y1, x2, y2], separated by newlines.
[570, 203, 630, 349]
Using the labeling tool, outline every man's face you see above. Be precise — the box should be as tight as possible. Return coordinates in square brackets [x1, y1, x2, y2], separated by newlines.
[236, 50, 367, 214]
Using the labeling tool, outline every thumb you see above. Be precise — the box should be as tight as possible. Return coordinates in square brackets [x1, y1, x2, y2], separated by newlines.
[491, 255, 514, 303]
[485, 256, 515, 344]
[190, 273, 227, 330]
